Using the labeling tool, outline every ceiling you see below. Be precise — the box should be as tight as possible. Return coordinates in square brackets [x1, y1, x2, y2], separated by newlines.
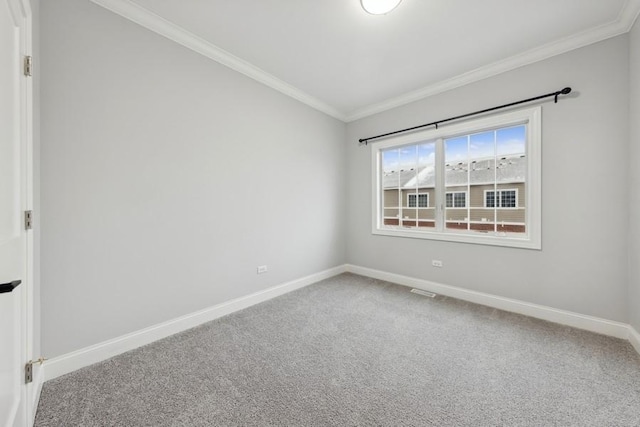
[92, 0, 640, 121]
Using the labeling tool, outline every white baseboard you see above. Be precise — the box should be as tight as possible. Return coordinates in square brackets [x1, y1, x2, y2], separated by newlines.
[345, 264, 630, 340]
[44, 265, 346, 381]
[43, 263, 639, 382]
[629, 326, 640, 356]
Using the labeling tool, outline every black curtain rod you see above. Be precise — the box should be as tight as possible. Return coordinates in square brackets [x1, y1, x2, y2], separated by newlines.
[358, 86, 572, 145]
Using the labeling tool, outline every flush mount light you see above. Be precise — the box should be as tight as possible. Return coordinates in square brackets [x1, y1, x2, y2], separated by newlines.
[361, 0, 402, 15]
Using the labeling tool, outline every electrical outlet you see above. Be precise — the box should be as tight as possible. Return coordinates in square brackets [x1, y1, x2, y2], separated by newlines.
[257, 265, 268, 274]
[432, 260, 443, 268]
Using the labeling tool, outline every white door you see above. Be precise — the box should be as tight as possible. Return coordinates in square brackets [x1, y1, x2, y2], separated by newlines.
[0, 0, 29, 425]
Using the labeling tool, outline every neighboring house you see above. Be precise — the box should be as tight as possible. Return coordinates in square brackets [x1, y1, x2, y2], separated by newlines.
[383, 155, 526, 233]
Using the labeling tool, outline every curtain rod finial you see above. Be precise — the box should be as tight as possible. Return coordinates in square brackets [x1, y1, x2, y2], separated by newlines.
[555, 86, 572, 102]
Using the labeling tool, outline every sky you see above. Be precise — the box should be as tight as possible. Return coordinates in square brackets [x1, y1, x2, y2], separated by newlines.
[382, 125, 525, 172]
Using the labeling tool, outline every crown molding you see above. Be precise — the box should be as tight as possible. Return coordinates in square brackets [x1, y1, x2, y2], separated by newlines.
[91, 0, 639, 124]
[621, 0, 640, 31]
[89, 0, 347, 121]
[344, 0, 640, 121]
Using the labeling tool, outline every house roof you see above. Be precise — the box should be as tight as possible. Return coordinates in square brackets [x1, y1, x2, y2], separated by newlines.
[383, 155, 526, 189]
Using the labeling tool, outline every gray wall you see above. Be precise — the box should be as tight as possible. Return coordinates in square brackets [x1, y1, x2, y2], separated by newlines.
[40, 0, 637, 360]
[346, 36, 630, 322]
[40, 0, 346, 357]
[630, 19, 640, 332]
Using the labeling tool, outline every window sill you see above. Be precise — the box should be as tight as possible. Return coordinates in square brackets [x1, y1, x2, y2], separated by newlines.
[372, 227, 541, 250]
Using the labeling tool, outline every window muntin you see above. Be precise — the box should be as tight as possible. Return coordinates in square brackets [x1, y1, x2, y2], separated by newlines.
[372, 107, 541, 249]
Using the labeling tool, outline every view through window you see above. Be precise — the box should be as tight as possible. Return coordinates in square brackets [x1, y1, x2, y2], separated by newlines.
[374, 107, 540, 249]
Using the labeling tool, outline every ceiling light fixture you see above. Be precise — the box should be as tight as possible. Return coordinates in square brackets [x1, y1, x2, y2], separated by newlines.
[361, 0, 402, 15]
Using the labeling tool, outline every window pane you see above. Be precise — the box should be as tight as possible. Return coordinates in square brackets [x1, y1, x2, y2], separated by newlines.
[399, 146, 417, 169]
[445, 136, 469, 230]
[496, 126, 525, 157]
[469, 130, 494, 159]
[467, 131, 495, 233]
[381, 142, 435, 230]
[443, 126, 527, 235]
[415, 142, 436, 228]
[486, 191, 495, 208]
[500, 190, 517, 208]
[381, 149, 400, 227]
[496, 126, 525, 233]
[382, 149, 399, 173]
[444, 136, 469, 187]
[400, 145, 418, 228]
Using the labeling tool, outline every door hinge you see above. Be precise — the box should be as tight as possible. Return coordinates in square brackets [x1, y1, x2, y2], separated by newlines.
[25, 362, 32, 384]
[25, 357, 47, 384]
[24, 210, 33, 230]
[23, 55, 32, 77]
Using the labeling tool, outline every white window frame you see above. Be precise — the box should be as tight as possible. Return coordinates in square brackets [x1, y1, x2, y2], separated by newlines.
[371, 106, 541, 250]
[407, 192, 430, 208]
[445, 191, 467, 208]
[484, 188, 519, 209]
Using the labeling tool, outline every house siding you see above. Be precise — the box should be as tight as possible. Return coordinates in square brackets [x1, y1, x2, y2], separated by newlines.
[384, 183, 525, 227]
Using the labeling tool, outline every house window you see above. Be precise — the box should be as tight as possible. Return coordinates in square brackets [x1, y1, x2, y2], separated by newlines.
[408, 193, 429, 208]
[372, 106, 541, 249]
[445, 191, 466, 208]
[485, 189, 518, 208]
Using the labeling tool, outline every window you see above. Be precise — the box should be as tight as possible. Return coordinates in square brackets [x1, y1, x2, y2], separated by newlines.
[408, 193, 429, 208]
[372, 107, 541, 249]
[485, 189, 518, 208]
[445, 191, 466, 208]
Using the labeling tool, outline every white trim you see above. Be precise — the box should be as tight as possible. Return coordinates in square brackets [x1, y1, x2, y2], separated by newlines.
[345, 0, 640, 121]
[20, 2, 37, 423]
[345, 264, 630, 339]
[6, 0, 37, 424]
[629, 326, 640, 356]
[88, 0, 640, 123]
[40, 264, 640, 383]
[29, 366, 43, 426]
[621, 0, 640, 31]
[374, 221, 536, 249]
[88, 0, 346, 121]
[43, 265, 346, 381]
[465, 220, 524, 226]
[372, 107, 541, 250]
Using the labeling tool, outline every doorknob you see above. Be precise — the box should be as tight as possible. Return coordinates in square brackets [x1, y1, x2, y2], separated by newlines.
[0, 280, 21, 294]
